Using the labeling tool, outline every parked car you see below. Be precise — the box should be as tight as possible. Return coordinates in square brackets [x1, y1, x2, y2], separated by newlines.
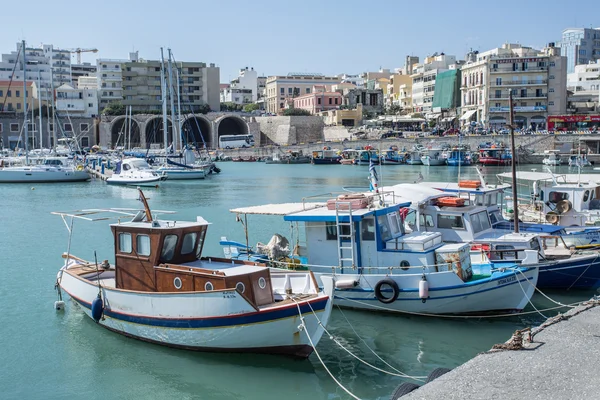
[475, 128, 488, 135]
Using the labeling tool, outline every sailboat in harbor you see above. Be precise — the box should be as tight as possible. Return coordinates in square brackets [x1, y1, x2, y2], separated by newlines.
[155, 48, 207, 180]
[0, 40, 90, 183]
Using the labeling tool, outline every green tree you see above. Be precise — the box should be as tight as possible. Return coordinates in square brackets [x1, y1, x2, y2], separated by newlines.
[197, 104, 211, 114]
[386, 104, 402, 115]
[243, 103, 259, 113]
[282, 108, 311, 116]
[102, 102, 126, 116]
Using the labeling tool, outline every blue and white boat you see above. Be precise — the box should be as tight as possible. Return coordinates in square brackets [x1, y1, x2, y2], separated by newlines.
[106, 158, 166, 187]
[224, 193, 537, 315]
[395, 182, 600, 290]
[445, 148, 472, 166]
[380, 148, 404, 165]
[354, 149, 380, 165]
[53, 191, 333, 358]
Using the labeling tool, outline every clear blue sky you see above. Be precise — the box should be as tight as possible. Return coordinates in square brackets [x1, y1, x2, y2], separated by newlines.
[3, 0, 598, 82]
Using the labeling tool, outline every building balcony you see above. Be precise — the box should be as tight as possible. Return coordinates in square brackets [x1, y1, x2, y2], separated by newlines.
[102, 76, 122, 81]
[100, 67, 121, 72]
[122, 70, 138, 77]
[490, 93, 547, 99]
[490, 67, 547, 73]
[489, 105, 547, 112]
[490, 80, 547, 86]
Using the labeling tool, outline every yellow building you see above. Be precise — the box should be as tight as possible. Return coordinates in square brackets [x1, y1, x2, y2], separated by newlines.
[318, 103, 363, 127]
[387, 74, 412, 106]
[0, 80, 36, 112]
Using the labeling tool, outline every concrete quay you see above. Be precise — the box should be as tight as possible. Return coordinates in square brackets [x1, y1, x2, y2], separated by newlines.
[403, 299, 600, 400]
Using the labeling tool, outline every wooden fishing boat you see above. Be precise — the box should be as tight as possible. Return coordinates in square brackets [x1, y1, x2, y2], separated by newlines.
[53, 190, 333, 357]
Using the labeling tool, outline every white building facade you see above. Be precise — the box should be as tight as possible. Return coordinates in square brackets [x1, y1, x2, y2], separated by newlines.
[411, 54, 457, 114]
[567, 60, 600, 114]
[460, 43, 567, 130]
[55, 84, 99, 118]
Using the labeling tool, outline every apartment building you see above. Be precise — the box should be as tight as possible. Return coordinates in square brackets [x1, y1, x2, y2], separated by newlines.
[0, 80, 35, 112]
[265, 73, 340, 114]
[221, 67, 261, 105]
[71, 62, 96, 88]
[560, 28, 600, 73]
[411, 53, 457, 114]
[567, 60, 600, 114]
[55, 83, 98, 118]
[460, 43, 567, 130]
[97, 52, 220, 113]
[0, 42, 71, 100]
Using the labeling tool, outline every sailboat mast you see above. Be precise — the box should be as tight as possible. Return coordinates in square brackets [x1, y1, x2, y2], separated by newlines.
[37, 71, 43, 149]
[167, 49, 178, 151]
[508, 91, 519, 233]
[22, 40, 29, 165]
[50, 67, 57, 153]
[127, 105, 132, 150]
[160, 48, 168, 153]
[174, 63, 183, 148]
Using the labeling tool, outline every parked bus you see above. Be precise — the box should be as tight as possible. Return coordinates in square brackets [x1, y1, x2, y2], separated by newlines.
[218, 134, 255, 149]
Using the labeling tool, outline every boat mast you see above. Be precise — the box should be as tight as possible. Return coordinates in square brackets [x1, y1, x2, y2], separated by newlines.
[174, 63, 183, 149]
[508, 91, 519, 232]
[160, 48, 168, 154]
[37, 70, 43, 149]
[167, 49, 178, 151]
[22, 40, 29, 165]
[50, 67, 57, 154]
[127, 105, 132, 150]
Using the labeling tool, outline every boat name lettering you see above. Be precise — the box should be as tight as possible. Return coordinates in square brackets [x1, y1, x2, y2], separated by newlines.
[223, 294, 237, 298]
[497, 275, 517, 286]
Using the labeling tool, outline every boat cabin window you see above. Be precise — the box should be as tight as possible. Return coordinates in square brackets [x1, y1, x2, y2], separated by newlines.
[548, 191, 569, 204]
[377, 215, 392, 241]
[196, 228, 207, 259]
[584, 190, 590, 202]
[489, 210, 501, 225]
[326, 221, 351, 240]
[161, 234, 178, 262]
[529, 238, 540, 251]
[471, 211, 491, 233]
[181, 232, 197, 255]
[123, 163, 131, 171]
[119, 233, 132, 253]
[437, 214, 465, 230]
[424, 214, 434, 227]
[136, 234, 151, 256]
[362, 218, 375, 241]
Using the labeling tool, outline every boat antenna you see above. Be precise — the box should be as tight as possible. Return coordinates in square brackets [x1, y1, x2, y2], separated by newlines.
[137, 188, 153, 222]
[508, 91, 519, 233]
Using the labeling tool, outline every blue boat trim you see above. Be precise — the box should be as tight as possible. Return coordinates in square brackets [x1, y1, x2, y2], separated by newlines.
[66, 290, 328, 329]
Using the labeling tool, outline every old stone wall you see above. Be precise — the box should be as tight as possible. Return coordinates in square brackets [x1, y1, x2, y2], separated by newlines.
[256, 116, 324, 145]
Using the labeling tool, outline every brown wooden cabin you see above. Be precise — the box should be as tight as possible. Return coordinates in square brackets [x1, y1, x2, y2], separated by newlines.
[110, 218, 274, 307]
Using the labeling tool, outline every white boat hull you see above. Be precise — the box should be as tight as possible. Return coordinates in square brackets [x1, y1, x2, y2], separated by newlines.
[58, 269, 333, 357]
[421, 157, 446, 166]
[106, 177, 162, 187]
[158, 168, 206, 180]
[0, 166, 90, 183]
[313, 267, 537, 315]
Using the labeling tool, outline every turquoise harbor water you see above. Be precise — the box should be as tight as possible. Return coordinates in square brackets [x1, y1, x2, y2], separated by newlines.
[0, 162, 596, 400]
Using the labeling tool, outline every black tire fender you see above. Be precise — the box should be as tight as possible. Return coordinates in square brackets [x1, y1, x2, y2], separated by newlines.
[374, 278, 399, 304]
[426, 367, 451, 383]
[391, 382, 420, 399]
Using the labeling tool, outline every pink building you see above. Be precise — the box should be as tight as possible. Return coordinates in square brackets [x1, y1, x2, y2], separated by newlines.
[292, 86, 343, 114]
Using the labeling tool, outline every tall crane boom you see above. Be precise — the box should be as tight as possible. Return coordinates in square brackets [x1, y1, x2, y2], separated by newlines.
[68, 48, 98, 64]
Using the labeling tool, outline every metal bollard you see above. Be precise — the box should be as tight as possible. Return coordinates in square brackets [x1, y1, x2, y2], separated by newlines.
[101, 163, 105, 175]
[107, 160, 111, 169]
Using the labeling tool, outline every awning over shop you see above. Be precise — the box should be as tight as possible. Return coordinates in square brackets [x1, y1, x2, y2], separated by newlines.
[530, 115, 545, 123]
[460, 109, 477, 121]
[426, 113, 441, 120]
[441, 116, 456, 122]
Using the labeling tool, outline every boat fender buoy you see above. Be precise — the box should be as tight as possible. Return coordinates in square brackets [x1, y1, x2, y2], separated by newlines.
[54, 300, 65, 311]
[91, 294, 104, 323]
[374, 278, 399, 304]
[335, 279, 359, 289]
[419, 275, 429, 303]
[76, 165, 84, 171]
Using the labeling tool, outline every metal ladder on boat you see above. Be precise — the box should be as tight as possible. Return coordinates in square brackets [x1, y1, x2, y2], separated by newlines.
[335, 202, 355, 271]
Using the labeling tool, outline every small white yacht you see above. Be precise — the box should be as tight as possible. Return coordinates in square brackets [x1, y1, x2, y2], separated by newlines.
[420, 148, 446, 166]
[107, 158, 166, 187]
[0, 157, 90, 183]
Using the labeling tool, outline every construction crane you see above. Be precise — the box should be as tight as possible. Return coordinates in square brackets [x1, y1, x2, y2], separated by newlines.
[68, 48, 98, 64]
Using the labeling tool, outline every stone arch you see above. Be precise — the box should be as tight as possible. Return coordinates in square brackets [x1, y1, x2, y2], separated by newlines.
[145, 116, 173, 148]
[110, 116, 141, 149]
[215, 115, 249, 143]
[181, 116, 212, 148]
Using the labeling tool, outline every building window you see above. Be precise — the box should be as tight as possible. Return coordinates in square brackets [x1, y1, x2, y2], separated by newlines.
[17, 103, 21, 110]
[318, 98, 321, 105]
[81, 137, 89, 148]
[549, 61, 555, 67]
[64, 123, 72, 132]
[328, 98, 332, 105]
[288, 88, 293, 94]
[335, 98, 338, 105]
[15, 90, 20, 97]
[88, 103, 93, 107]
[10, 123, 19, 132]
[549, 101, 554, 106]
[496, 78, 502, 85]
[549, 88, 555, 93]
[0, 123, 2, 132]
[549, 75, 555, 79]
[7, 90, 11, 97]
[306, 88, 310, 94]
[27, 123, 36, 131]
[80, 123, 89, 131]
[280, 88, 284, 94]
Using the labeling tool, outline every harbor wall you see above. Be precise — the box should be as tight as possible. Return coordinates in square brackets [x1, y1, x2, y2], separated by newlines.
[255, 116, 324, 145]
